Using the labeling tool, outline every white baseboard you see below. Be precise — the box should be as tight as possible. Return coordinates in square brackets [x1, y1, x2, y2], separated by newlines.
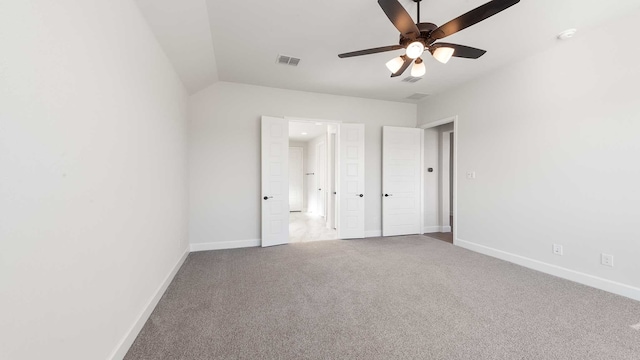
[365, 230, 382, 238]
[455, 238, 640, 302]
[190, 239, 261, 252]
[441, 225, 452, 233]
[423, 226, 441, 234]
[109, 248, 189, 360]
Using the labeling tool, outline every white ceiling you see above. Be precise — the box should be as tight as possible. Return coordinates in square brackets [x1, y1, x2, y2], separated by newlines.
[136, 0, 640, 100]
[289, 122, 328, 142]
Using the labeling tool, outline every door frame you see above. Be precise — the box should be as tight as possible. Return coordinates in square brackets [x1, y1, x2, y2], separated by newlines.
[440, 129, 453, 232]
[284, 117, 343, 238]
[418, 116, 458, 244]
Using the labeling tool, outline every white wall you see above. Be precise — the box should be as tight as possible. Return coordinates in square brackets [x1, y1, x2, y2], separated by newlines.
[417, 10, 640, 300]
[0, 1, 189, 359]
[289, 141, 308, 211]
[305, 134, 327, 215]
[189, 82, 416, 246]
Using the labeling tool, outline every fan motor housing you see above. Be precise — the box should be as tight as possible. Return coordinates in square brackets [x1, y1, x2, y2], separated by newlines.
[417, 22, 438, 33]
[399, 22, 438, 47]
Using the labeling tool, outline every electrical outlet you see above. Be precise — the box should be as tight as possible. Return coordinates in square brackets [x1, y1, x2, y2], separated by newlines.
[601, 253, 614, 267]
[466, 171, 476, 179]
[552, 244, 563, 256]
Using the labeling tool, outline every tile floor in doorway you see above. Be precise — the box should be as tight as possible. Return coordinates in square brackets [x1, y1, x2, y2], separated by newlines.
[289, 212, 337, 243]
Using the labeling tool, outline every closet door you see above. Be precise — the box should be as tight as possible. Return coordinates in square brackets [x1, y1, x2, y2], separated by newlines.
[382, 126, 423, 236]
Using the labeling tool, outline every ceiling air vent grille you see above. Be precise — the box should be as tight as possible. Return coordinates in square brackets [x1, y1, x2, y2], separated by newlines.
[276, 54, 301, 67]
[401, 76, 422, 83]
[406, 93, 429, 100]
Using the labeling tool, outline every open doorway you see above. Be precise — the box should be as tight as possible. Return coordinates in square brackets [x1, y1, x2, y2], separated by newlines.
[288, 120, 338, 243]
[262, 117, 365, 247]
[421, 118, 456, 244]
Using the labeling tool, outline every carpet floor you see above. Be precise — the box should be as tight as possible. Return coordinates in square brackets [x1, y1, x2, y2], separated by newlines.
[125, 236, 640, 359]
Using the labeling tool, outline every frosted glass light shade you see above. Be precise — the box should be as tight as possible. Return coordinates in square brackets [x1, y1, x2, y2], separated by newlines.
[411, 58, 426, 77]
[405, 41, 425, 59]
[386, 56, 405, 73]
[433, 47, 455, 64]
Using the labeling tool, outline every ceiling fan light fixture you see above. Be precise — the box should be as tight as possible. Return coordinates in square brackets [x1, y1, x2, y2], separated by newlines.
[433, 47, 455, 64]
[406, 41, 425, 59]
[337, 0, 520, 77]
[386, 55, 406, 73]
[411, 58, 426, 77]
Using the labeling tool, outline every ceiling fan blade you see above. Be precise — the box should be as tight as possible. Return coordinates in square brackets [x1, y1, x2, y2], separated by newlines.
[390, 56, 413, 78]
[429, 43, 487, 59]
[428, 0, 520, 42]
[338, 45, 404, 59]
[378, 0, 420, 38]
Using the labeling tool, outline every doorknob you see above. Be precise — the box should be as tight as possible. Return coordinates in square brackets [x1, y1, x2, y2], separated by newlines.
[358, 194, 364, 198]
[384, 194, 393, 197]
[263, 196, 273, 200]
[318, 188, 322, 191]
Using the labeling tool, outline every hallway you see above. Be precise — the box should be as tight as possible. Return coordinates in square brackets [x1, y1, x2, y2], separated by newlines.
[289, 212, 338, 243]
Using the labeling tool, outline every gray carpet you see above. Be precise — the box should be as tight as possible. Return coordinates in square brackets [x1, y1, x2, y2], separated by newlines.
[125, 236, 640, 359]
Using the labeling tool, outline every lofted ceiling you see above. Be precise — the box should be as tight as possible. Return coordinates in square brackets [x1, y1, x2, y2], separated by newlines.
[136, 0, 640, 101]
[134, 0, 219, 93]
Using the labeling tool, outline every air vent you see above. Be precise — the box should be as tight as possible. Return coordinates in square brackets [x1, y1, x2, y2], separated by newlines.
[401, 76, 422, 83]
[276, 54, 301, 67]
[406, 93, 429, 100]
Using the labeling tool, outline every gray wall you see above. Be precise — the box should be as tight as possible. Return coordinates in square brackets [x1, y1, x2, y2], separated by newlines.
[0, 1, 189, 358]
[417, 11, 640, 299]
[189, 81, 417, 246]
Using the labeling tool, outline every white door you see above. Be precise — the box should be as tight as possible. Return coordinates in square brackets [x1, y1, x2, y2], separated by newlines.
[316, 141, 327, 217]
[328, 132, 337, 229]
[382, 126, 423, 236]
[261, 116, 289, 247]
[338, 123, 365, 239]
[289, 147, 303, 212]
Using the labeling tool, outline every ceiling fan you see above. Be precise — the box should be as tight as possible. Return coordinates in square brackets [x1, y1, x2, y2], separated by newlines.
[338, 0, 520, 78]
